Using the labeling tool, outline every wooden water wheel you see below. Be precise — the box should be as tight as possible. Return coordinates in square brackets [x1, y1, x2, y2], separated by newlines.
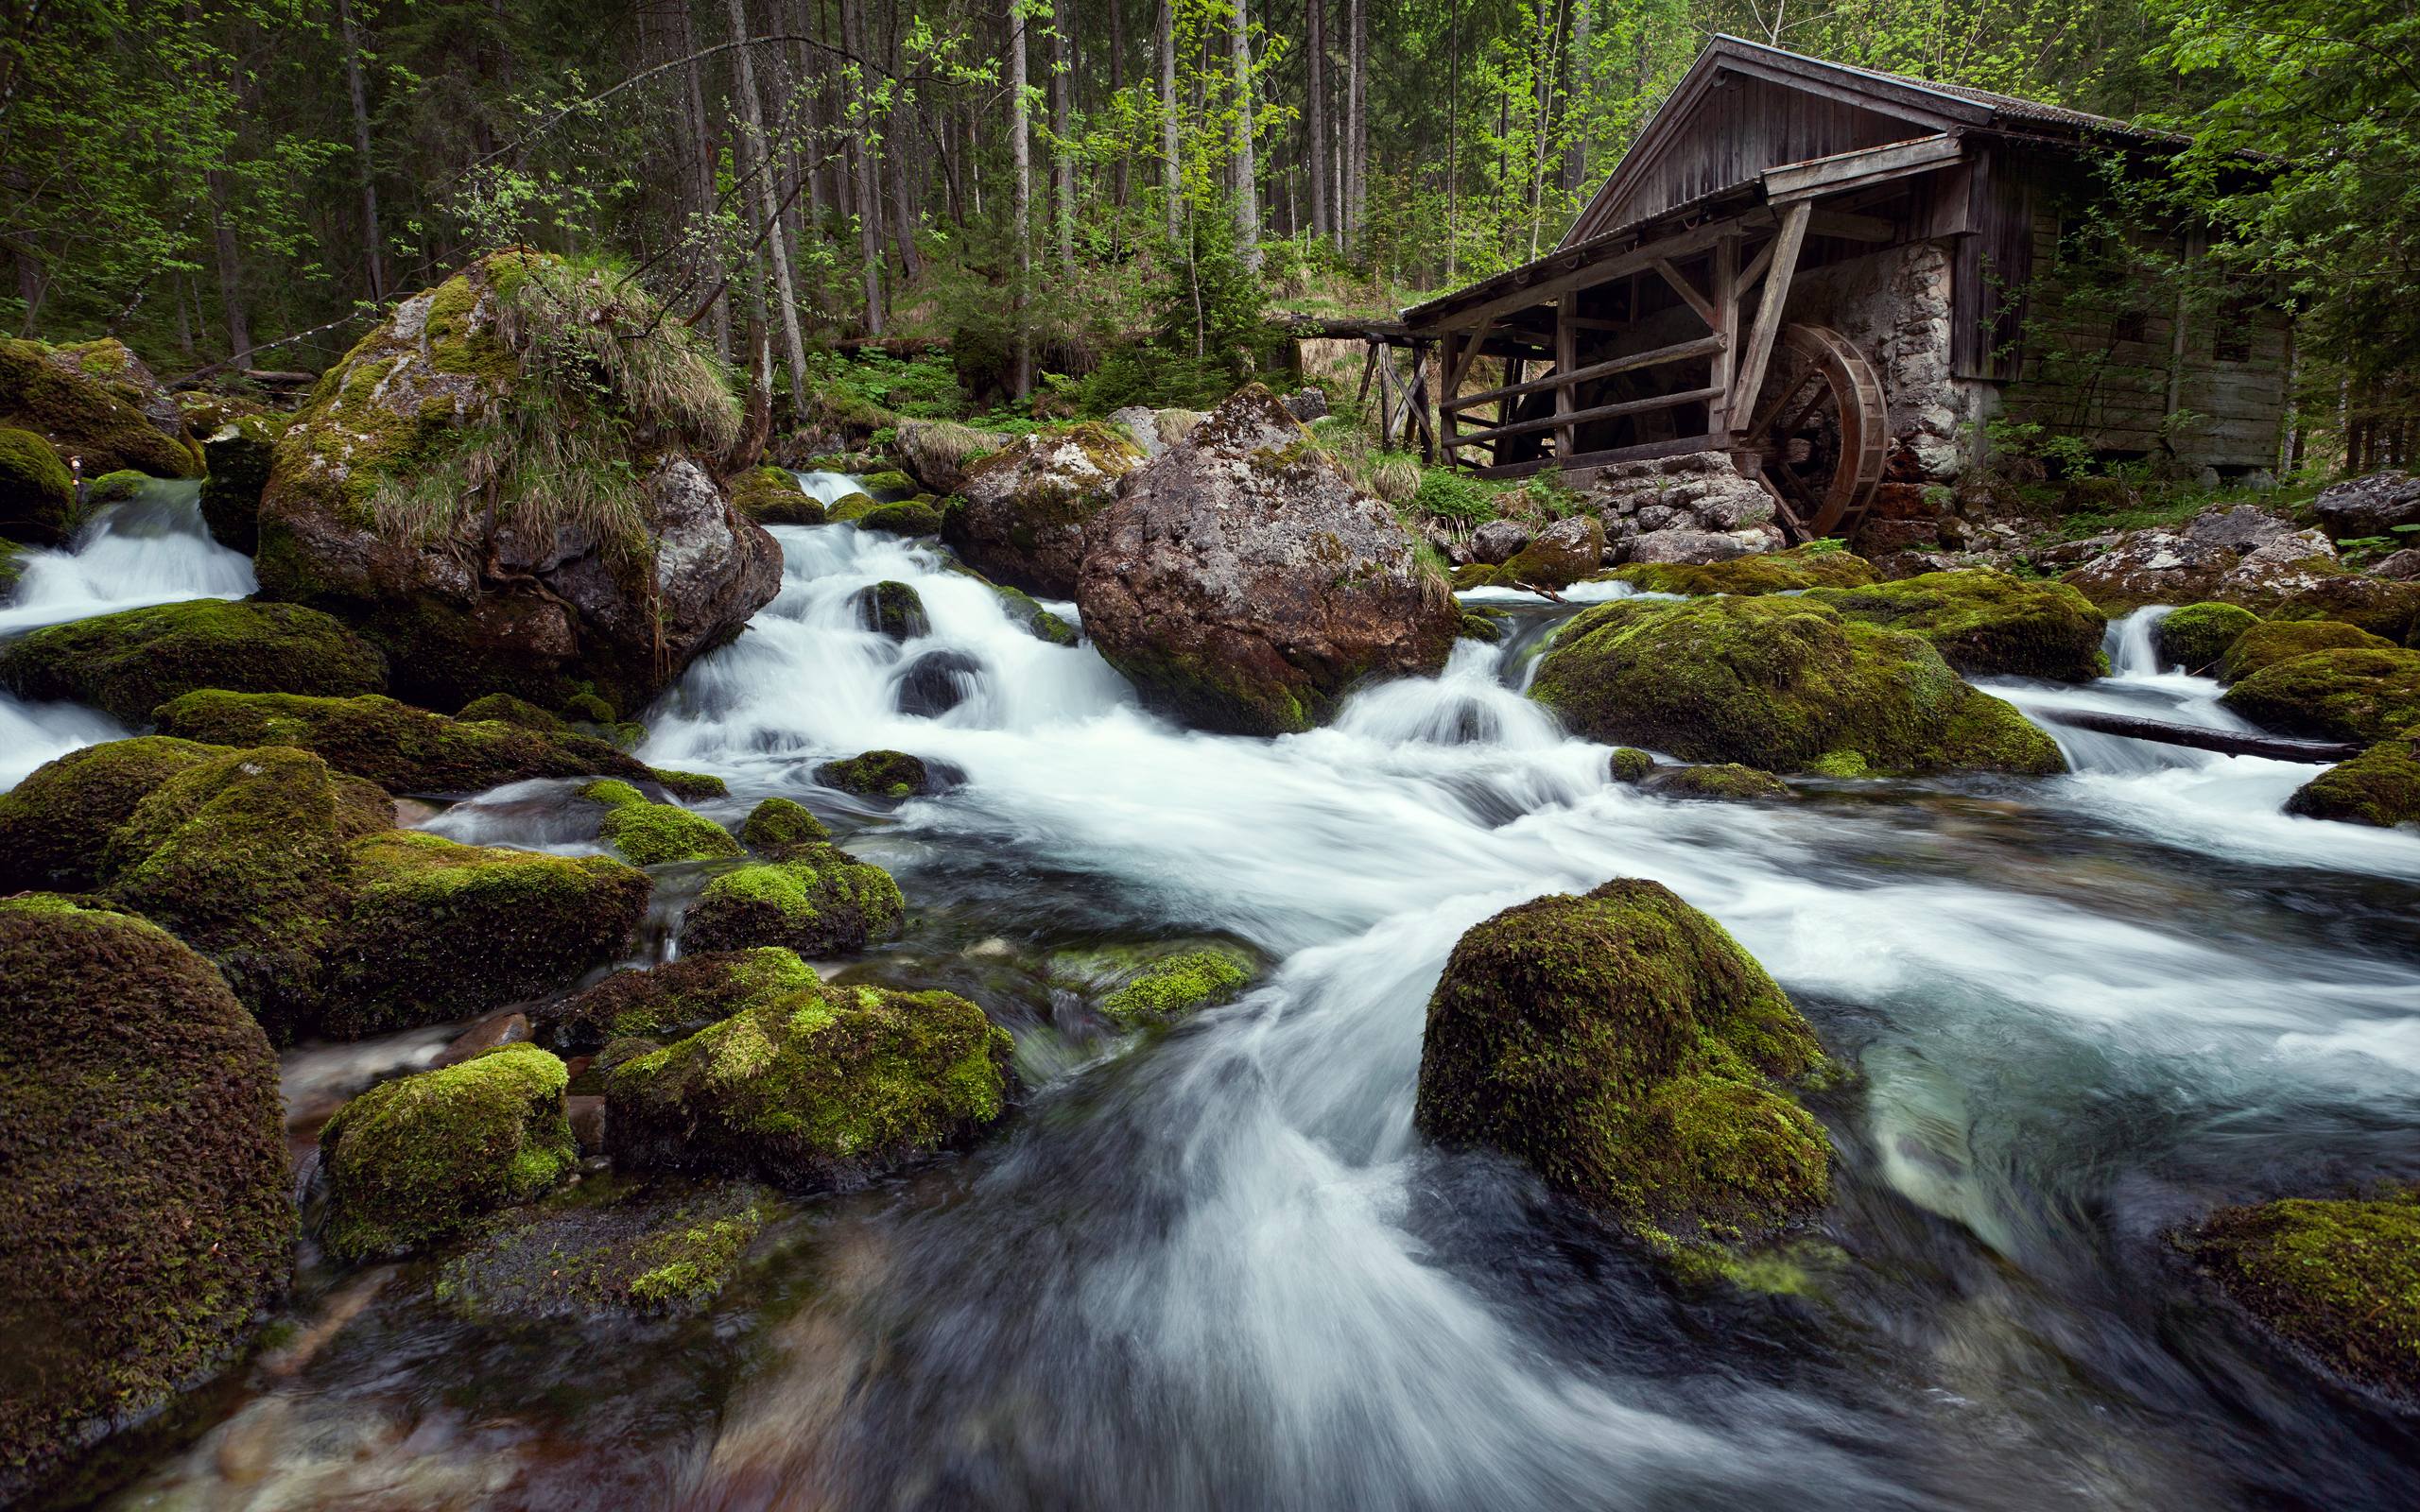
[1746, 323, 1888, 539]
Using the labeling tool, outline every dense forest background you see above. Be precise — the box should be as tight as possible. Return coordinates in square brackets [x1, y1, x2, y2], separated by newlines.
[2, 0, 2411, 452]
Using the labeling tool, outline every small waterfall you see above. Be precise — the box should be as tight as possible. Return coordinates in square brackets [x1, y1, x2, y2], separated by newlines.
[1, 482, 254, 789]
[2103, 605, 2174, 678]
[795, 469, 873, 507]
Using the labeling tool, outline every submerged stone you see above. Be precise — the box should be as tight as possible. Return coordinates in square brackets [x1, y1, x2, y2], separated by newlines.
[435, 1180, 773, 1320]
[0, 896, 290, 1506]
[854, 579, 929, 641]
[893, 648, 982, 716]
[1640, 763, 1793, 801]
[607, 979, 1014, 1192]
[318, 1043, 579, 1261]
[1098, 947, 1254, 1027]
[817, 747, 933, 798]
[2180, 1192, 2420, 1398]
[0, 597, 388, 722]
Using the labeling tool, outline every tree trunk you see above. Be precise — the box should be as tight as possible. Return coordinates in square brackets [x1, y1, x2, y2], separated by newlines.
[206, 168, 250, 359]
[1563, 0, 1589, 196]
[725, 0, 813, 417]
[1010, 0, 1032, 400]
[1445, 0, 1459, 280]
[840, 0, 885, 334]
[886, 0, 923, 282]
[1345, 0, 1366, 252]
[1051, 0, 1073, 275]
[1157, 0, 1179, 245]
[337, 0, 386, 301]
[676, 0, 730, 360]
[1230, 0, 1258, 266]
[1108, 0, 1129, 210]
[1306, 0, 1329, 244]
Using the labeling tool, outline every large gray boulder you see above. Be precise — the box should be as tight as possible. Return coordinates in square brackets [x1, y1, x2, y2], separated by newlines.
[2312, 471, 2420, 541]
[1076, 386, 1460, 735]
[942, 422, 1146, 597]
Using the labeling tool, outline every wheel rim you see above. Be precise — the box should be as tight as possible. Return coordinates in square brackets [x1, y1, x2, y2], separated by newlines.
[1749, 324, 1888, 539]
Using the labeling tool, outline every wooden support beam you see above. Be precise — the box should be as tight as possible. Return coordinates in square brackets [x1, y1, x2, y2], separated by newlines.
[1453, 387, 1725, 448]
[1554, 299, 1578, 456]
[1427, 211, 1764, 335]
[1806, 208, 1897, 243]
[1765, 132, 1962, 205]
[1708, 233, 1739, 435]
[1471, 432, 1722, 480]
[1738, 236, 1777, 293]
[1438, 331, 1461, 458]
[1727, 200, 1811, 425]
[1442, 334, 1724, 414]
[1652, 259, 1717, 328]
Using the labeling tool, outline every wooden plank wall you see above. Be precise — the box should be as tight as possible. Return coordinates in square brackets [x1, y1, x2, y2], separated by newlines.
[1590, 76, 1921, 232]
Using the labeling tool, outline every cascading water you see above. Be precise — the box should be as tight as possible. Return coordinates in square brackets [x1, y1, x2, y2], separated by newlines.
[96, 523, 2420, 1510]
[0, 480, 254, 787]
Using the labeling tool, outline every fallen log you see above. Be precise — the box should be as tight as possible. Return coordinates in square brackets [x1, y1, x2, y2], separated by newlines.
[2030, 708, 2361, 764]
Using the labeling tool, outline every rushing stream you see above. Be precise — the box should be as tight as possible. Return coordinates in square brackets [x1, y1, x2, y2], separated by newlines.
[11, 495, 2417, 1509]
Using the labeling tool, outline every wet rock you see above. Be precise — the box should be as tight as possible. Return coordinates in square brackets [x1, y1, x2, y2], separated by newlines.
[432, 1010, 532, 1068]
[1076, 386, 1459, 736]
[893, 418, 1008, 495]
[2215, 620, 2395, 684]
[2311, 470, 2420, 541]
[0, 425, 76, 543]
[318, 1042, 579, 1261]
[1469, 518, 1533, 565]
[581, 777, 744, 866]
[1608, 542, 1876, 596]
[2371, 548, 2420, 582]
[1413, 879, 1831, 1277]
[149, 690, 664, 795]
[730, 464, 825, 524]
[942, 422, 1145, 596]
[679, 843, 905, 958]
[1498, 514, 1605, 590]
[834, 494, 944, 536]
[2220, 646, 2420, 744]
[1280, 387, 1329, 422]
[1607, 747, 1656, 783]
[739, 796, 830, 853]
[1621, 527, 1754, 566]
[0, 335, 200, 485]
[2179, 1192, 2420, 1396]
[566, 1094, 608, 1155]
[2286, 723, 2420, 828]
[2270, 575, 2420, 644]
[0, 598, 387, 722]
[2152, 601, 2258, 672]
[1530, 594, 2065, 777]
[539, 947, 818, 1052]
[817, 747, 933, 797]
[252, 251, 780, 713]
[199, 412, 285, 552]
[1097, 947, 1254, 1027]
[2062, 517, 2339, 615]
[0, 896, 290, 1506]
[606, 978, 1013, 1192]
[435, 1181, 772, 1319]
[1640, 763, 1794, 801]
[892, 648, 983, 716]
[853, 578, 929, 641]
[1801, 568, 2108, 682]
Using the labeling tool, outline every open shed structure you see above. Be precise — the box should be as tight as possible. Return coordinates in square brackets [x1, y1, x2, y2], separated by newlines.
[1398, 36, 2290, 540]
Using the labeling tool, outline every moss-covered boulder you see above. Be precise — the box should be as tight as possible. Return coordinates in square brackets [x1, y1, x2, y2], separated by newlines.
[435, 1181, 771, 1320]
[1414, 879, 1831, 1270]
[845, 497, 945, 536]
[817, 747, 932, 798]
[2220, 647, 2420, 744]
[324, 832, 650, 1039]
[730, 464, 825, 524]
[739, 796, 830, 852]
[581, 778, 743, 866]
[2285, 724, 2420, 828]
[2215, 619, 2398, 684]
[1497, 515, 1605, 591]
[197, 411, 286, 553]
[679, 844, 905, 958]
[2179, 1192, 2420, 1397]
[251, 251, 780, 712]
[1797, 569, 2107, 682]
[2153, 601, 2258, 672]
[1607, 747, 1656, 783]
[1530, 594, 2066, 777]
[0, 598, 388, 722]
[540, 947, 818, 1052]
[2270, 575, 2420, 644]
[0, 335, 199, 483]
[1640, 763, 1794, 801]
[318, 1043, 579, 1261]
[943, 422, 1146, 596]
[1606, 542, 1877, 595]
[0, 896, 290, 1506]
[1098, 947, 1253, 1027]
[150, 690, 659, 795]
[857, 468, 916, 500]
[0, 735, 227, 892]
[103, 745, 392, 1031]
[607, 979, 1013, 1191]
[853, 579, 928, 642]
[0, 423, 77, 544]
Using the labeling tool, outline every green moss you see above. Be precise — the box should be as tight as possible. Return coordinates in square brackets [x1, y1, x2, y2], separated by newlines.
[325, 832, 650, 1039]
[0, 423, 78, 543]
[2285, 724, 2420, 828]
[1806, 749, 1872, 779]
[0, 735, 227, 892]
[994, 582, 1078, 644]
[1530, 594, 2066, 777]
[606, 979, 1013, 1191]
[0, 537, 24, 597]
[0, 598, 388, 722]
[198, 411, 284, 552]
[1459, 610, 1506, 644]
[2180, 1192, 2420, 1396]
[0, 335, 199, 480]
[2215, 620, 2397, 684]
[1646, 763, 1792, 800]
[1606, 543, 1877, 595]
[2220, 647, 2420, 744]
[458, 692, 568, 732]
[541, 947, 818, 1050]
[650, 767, 729, 800]
[1496, 516, 1605, 591]
[2153, 601, 2259, 672]
[2269, 576, 2420, 644]
[1414, 879, 1831, 1271]
[0, 896, 290, 1503]
[1607, 747, 1656, 783]
[1801, 568, 2107, 681]
[855, 579, 929, 641]
[436, 1182, 771, 1320]
[824, 490, 878, 521]
[730, 465, 824, 524]
[680, 844, 905, 958]
[151, 690, 659, 795]
[584, 782, 744, 866]
[856, 468, 916, 499]
[817, 748, 931, 798]
[319, 1043, 578, 1261]
[739, 796, 830, 853]
[86, 468, 147, 504]
[854, 498, 944, 536]
[1098, 948, 1254, 1027]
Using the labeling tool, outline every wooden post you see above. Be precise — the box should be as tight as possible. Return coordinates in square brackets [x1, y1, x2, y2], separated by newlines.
[1729, 201, 1811, 421]
[1554, 297, 1577, 459]
[1439, 332, 1461, 464]
[1708, 232, 1739, 440]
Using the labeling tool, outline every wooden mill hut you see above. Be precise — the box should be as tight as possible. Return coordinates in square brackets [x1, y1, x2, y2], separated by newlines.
[1398, 35, 2290, 540]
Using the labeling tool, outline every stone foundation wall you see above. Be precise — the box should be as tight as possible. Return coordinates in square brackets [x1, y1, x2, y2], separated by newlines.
[1784, 239, 1979, 483]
